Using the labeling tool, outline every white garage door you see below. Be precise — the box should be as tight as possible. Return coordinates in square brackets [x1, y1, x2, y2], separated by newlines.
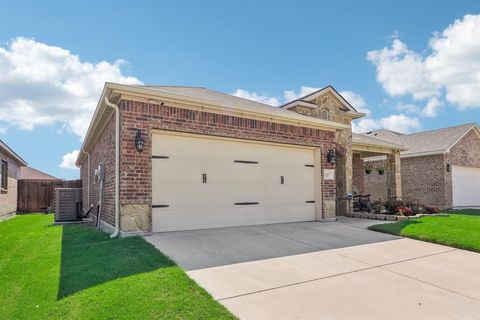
[452, 165, 480, 207]
[152, 132, 317, 232]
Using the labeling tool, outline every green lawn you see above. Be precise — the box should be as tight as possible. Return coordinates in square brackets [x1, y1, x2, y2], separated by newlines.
[369, 209, 480, 252]
[0, 214, 235, 320]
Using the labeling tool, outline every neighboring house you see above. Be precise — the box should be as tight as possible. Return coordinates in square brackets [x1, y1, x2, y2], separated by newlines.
[362, 123, 480, 208]
[19, 166, 61, 182]
[76, 83, 403, 236]
[0, 139, 27, 218]
[17, 166, 78, 213]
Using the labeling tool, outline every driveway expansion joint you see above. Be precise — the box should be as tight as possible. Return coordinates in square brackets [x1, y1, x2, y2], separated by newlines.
[217, 247, 460, 302]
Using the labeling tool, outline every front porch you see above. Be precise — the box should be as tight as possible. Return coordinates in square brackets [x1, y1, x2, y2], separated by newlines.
[335, 133, 406, 216]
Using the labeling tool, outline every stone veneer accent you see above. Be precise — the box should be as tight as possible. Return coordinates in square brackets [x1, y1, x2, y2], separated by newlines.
[80, 99, 338, 233]
[0, 148, 21, 217]
[352, 153, 364, 194]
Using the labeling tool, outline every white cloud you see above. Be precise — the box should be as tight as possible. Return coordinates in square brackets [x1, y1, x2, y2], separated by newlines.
[0, 37, 143, 138]
[396, 97, 443, 118]
[339, 90, 370, 114]
[232, 89, 280, 106]
[60, 150, 79, 170]
[352, 114, 420, 134]
[368, 14, 480, 110]
[367, 39, 439, 100]
[421, 97, 443, 117]
[283, 86, 320, 101]
[396, 102, 421, 114]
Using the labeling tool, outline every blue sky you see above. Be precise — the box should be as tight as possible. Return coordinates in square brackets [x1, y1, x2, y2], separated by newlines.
[0, 0, 479, 179]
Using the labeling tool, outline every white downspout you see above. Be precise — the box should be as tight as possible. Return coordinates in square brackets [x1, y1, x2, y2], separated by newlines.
[104, 97, 120, 238]
[82, 150, 91, 208]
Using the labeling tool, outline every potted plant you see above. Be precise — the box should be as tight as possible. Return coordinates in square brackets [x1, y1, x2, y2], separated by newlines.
[376, 167, 385, 175]
[364, 163, 373, 174]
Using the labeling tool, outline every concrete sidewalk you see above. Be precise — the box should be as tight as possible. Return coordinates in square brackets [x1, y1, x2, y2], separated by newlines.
[189, 238, 480, 320]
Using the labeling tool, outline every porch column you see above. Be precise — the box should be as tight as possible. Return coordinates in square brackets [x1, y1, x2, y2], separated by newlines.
[387, 150, 402, 200]
[352, 153, 364, 194]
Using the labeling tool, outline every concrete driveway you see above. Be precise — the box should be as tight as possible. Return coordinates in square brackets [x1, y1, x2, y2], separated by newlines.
[145, 218, 480, 319]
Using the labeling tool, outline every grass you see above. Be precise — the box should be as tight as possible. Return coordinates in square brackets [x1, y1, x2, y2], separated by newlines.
[0, 214, 235, 320]
[369, 209, 480, 252]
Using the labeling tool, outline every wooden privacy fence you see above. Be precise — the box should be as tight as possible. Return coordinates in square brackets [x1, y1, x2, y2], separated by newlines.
[17, 180, 82, 213]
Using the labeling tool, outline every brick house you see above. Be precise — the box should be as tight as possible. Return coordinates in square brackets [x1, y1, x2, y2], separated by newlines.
[360, 123, 480, 208]
[0, 139, 27, 218]
[75, 83, 403, 236]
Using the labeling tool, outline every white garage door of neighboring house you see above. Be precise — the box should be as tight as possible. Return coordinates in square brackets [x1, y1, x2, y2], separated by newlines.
[452, 165, 480, 207]
[152, 132, 318, 232]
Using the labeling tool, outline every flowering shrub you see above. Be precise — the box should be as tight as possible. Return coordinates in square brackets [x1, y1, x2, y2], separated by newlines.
[373, 200, 439, 215]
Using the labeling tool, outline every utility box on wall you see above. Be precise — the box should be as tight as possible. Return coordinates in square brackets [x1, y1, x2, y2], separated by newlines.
[55, 188, 82, 222]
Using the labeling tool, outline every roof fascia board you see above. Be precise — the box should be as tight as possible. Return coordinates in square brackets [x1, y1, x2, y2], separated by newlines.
[352, 139, 407, 151]
[0, 141, 27, 166]
[75, 85, 111, 165]
[352, 144, 396, 155]
[400, 150, 445, 158]
[112, 84, 350, 130]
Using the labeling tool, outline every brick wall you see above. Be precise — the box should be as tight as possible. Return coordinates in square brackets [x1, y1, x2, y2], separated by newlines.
[79, 116, 116, 226]
[401, 155, 446, 206]
[119, 99, 337, 230]
[0, 149, 20, 217]
[447, 130, 480, 168]
[363, 160, 388, 201]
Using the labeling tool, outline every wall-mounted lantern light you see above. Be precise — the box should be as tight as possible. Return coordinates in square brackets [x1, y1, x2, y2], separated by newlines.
[327, 149, 336, 164]
[446, 163, 451, 172]
[135, 129, 145, 152]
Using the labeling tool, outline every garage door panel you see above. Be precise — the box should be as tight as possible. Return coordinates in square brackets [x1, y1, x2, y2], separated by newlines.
[452, 165, 480, 207]
[152, 159, 204, 184]
[227, 165, 266, 184]
[152, 135, 203, 159]
[152, 133, 317, 232]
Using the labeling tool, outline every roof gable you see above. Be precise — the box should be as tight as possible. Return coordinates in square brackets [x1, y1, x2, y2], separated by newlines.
[280, 86, 365, 119]
[364, 123, 479, 157]
[20, 166, 60, 181]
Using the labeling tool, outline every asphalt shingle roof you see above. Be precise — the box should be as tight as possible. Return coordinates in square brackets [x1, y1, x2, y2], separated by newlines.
[352, 133, 406, 150]
[363, 123, 478, 157]
[20, 167, 60, 181]
[141, 86, 274, 108]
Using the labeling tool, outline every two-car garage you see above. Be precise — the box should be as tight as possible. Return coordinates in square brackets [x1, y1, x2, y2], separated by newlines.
[151, 132, 321, 232]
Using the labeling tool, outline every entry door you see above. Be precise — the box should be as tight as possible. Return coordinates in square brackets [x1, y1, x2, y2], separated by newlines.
[452, 165, 480, 207]
[151, 132, 317, 232]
